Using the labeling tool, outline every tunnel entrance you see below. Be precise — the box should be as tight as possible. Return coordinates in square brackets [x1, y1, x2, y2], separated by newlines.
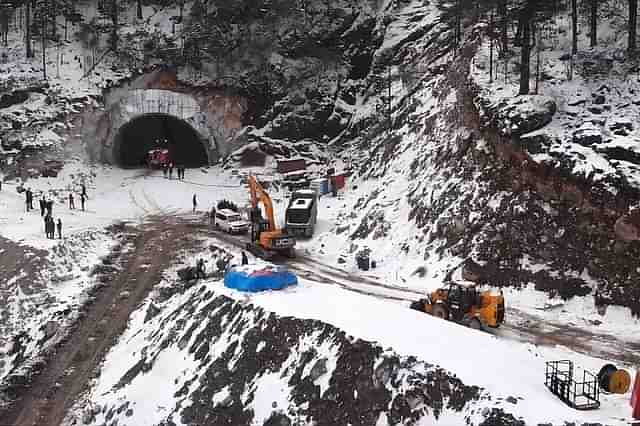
[113, 114, 209, 168]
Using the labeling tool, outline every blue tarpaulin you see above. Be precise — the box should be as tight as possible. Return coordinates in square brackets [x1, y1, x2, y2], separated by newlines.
[224, 264, 298, 292]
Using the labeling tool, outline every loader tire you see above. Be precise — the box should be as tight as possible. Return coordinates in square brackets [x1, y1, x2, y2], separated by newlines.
[469, 318, 482, 330]
[410, 300, 425, 312]
[432, 304, 448, 320]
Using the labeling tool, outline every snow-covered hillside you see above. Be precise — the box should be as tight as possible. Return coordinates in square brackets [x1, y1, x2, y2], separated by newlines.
[0, 0, 639, 425]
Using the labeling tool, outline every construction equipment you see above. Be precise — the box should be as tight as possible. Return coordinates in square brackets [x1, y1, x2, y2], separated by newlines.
[545, 360, 600, 410]
[247, 175, 296, 259]
[597, 364, 631, 394]
[410, 282, 505, 329]
[285, 189, 318, 237]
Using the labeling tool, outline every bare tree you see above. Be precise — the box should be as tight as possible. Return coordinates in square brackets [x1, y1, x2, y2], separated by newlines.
[41, 0, 47, 79]
[590, 0, 598, 47]
[630, 0, 638, 56]
[490, 10, 494, 83]
[26, 0, 33, 58]
[519, 1, 534, 95]
[0, 8, 9, 46]
[498, 0, 508, 56]
[110, 0, 118, 51]
[571, 0, 577, 54]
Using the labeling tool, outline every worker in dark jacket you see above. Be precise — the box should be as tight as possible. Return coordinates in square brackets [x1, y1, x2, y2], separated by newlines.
[210, 206, 216, 226]
[241, 251, 248, 265]
[40, 197, 45, 216]
[192, 194, 197, 213]
[56, 218, 62, 239]
[69, 193, 75, 209]
[196, 258, 206, 279]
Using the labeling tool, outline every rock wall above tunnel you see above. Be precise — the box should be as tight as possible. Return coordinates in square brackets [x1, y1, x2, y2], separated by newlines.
[89, 68, 249, 165]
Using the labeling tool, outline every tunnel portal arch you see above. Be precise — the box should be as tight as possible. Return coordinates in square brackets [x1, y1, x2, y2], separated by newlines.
[102, 89, 218, 166]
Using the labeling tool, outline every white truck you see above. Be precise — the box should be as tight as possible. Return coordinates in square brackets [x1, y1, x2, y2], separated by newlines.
[285, 189, 318, 238]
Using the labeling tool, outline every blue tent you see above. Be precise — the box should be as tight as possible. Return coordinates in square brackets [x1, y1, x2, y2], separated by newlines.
[224, 264, 298, 292]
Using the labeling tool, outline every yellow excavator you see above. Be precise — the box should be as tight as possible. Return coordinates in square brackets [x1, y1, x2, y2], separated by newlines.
[246, 175, 296, 259]
[410, 282, 505, 330]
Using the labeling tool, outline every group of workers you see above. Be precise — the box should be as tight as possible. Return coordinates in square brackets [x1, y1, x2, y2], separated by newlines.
[162, 163, 186, 180]
[20, 183, 89, 240]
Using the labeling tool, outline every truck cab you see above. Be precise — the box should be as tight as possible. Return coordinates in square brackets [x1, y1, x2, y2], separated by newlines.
[285, 189, 318, 237]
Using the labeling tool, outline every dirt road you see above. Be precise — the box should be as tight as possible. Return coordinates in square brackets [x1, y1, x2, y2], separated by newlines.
[0, 216, 204, 426]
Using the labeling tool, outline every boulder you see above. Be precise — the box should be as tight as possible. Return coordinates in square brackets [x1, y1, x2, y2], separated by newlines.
[43, 321, 59, 340]
[309, 358, 328, 381]
[461, 259, 484, 282]
[490, 95, 557, 137]
[609, 120, 633, 137]
[572, 124, 602, 146]
[81, 408, 94, 424]
[614, 211, 640, 241]
[594, 94, 606, 104]
[144, 303, 161, 323]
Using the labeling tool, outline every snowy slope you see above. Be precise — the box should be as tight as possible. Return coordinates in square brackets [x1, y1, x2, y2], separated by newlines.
[64, 245, 630, 426]
[0, 0, 638, 424]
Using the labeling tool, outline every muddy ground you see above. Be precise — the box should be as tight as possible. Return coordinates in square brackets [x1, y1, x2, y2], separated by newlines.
[0, 216, 206, 426]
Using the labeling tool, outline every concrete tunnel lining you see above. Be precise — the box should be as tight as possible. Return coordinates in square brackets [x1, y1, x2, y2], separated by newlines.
[113, 113, 210, 168]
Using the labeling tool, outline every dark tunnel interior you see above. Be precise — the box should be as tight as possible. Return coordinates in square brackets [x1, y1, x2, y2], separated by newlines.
[113, 114, 209, 168]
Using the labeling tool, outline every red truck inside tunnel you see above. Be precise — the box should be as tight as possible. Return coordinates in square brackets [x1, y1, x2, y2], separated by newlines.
[147, 149, 171, 169]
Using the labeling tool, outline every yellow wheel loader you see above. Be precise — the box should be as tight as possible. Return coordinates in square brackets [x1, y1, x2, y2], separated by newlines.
[410, 282, 505, 329]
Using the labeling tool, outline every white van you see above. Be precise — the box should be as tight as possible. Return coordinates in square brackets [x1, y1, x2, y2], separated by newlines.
[215, 209, 249, 234]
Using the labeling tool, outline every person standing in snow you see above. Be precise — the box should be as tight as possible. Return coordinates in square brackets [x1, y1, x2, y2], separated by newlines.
[46, 200, 53, 217]
[241, 251, 248, 265]
[80, 193, 86, 211]
[196, 258, 206, 279]
[81, 183, 87, 198]
[25, 189, 32, 211]
[192, 194, 197, 213]
[28, 189, 34, 210]
[69, 193, 75, 209]
[163, 165, 167, 178]
[48, 217, 55, 239]
[25, 190, 30, 212]
[40, 196, 45, 216]
[44, 215, 52, 239]
[169, 163, 173, 179]
[56, 218, 62, 239]
[210, 205, 216, 226]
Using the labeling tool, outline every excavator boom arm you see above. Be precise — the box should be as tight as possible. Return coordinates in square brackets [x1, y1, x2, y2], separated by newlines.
[248, 175, 277, 231]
